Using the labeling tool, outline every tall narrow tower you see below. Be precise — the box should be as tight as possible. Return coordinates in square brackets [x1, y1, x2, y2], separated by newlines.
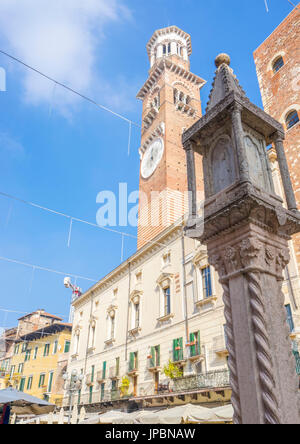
[136, 26, 206, 249]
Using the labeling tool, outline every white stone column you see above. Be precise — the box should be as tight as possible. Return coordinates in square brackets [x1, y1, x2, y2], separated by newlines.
[150, 54, 155, 68]
[157, 45, 163, 59]
[171, 41, 177, 55]
[183, 47, 188, 61]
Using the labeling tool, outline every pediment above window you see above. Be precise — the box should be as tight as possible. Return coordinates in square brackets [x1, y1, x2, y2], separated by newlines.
[107, 305, 117, 318]
[157, 272, 173, 288]
[89, 315, 98, 327]
[193, 247, 208, 267]
[130, 290, 143, 305]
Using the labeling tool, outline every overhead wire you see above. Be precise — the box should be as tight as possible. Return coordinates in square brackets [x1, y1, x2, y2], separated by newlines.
[0, 49, 141, 129]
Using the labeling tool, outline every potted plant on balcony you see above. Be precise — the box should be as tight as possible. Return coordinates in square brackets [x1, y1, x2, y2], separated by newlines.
[120, 376, 130, 398]
[163, 360, 183, 381]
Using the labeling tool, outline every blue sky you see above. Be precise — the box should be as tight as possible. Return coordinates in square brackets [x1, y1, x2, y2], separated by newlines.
[0, 0, 296, 328]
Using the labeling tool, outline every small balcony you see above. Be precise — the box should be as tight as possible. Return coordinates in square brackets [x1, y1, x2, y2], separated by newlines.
[104, 338, 116, 347]
[85, 374, 93, 386]
[96, 371, 106, 383]
[213, 335, 229, 357]
[148, 358, 161, 373]
[128, 363, 138, 377]
[128, 326, 141, 337]
[109, 366, 119, 380]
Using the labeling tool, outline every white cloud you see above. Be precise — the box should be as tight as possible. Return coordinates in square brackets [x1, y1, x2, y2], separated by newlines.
[0, 132, 24, 158]
[0, 0, 131, 116]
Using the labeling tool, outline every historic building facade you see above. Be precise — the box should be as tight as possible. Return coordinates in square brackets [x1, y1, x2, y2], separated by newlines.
[0, 310, 72, 405]
[66, 25, 300, 412]
[254, 6, 300, 273]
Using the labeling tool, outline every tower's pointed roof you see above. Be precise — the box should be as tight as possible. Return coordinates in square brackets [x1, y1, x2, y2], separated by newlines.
[206, 53, 247, 112]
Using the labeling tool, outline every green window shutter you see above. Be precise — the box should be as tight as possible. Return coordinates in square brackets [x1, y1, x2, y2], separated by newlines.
[173, 339, 178, 362]
[91, 366, 95, 382]
[179, 337, 183, 361]
[129, 352, 134, 371]
[157, 345, 161, 367]
[48, 372, 54, 393]
[78, 389, 81, 405]
[116, 357, 120, 376]
[103, 361, 107, 379]
[135, 352, 138, 369]
[19, 378, 25, 392]
[190, 333, 195, 357]
[64, 341, 70, 353]
[150, 347, 155, 368]
[197, 331, 201, 356]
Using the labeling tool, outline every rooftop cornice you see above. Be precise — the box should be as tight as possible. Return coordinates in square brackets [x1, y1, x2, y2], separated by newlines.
[146, 26, 192, 60]
[137, 60, 206, 100]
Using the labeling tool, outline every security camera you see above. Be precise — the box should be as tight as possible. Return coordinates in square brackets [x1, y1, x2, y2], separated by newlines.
[64, 277, 71, 288]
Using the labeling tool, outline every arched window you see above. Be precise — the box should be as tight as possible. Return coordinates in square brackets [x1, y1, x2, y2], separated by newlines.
[286, 110, 299, 130]
[272, 56, 284, 73]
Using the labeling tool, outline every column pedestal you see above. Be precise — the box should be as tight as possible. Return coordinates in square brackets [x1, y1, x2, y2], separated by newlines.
[209, 223, 300, 424]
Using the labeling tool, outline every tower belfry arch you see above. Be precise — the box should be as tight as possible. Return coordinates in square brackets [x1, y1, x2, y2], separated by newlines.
[136, 26, 206, 249]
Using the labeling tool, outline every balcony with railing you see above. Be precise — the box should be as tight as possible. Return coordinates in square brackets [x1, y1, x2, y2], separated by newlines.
[62, 369, 231, 408]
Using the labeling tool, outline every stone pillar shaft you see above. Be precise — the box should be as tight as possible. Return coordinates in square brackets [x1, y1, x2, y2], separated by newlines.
[210, 223, 300, 424]
[231, 105, 250, 184]
[184, 142, 197, 219]
[273, 133, 298, 211]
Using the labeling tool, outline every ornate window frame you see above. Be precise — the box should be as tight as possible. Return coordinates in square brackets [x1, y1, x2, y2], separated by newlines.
[156, 272, 175, 322]
[193, 248, 217, 308]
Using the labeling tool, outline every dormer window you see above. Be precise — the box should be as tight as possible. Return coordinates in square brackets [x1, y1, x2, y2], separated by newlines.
[272, 56, 284, 73]
[286, 110, 299, 130]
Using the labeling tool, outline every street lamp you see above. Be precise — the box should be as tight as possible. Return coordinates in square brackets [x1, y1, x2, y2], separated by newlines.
[63, 370, 84, 424]
[64, 277, 82, 323]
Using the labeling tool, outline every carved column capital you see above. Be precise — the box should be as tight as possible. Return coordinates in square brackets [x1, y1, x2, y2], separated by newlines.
[230, 101, 243, 115]
[272, 130, 285, 144]
[275, 248, 290, 275]
[240, 237, 263, 268]
[183, 139, 195, 151]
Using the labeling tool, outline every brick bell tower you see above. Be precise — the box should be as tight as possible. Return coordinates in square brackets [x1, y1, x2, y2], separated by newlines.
[136, 26, 206, 249]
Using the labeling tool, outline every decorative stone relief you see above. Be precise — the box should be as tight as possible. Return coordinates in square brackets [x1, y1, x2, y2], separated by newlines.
[244, 135, 266, 189]
[211, 136, 237, 194]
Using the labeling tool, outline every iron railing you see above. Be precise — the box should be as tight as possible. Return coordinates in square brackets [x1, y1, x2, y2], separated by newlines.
[61, 369, 230, 407]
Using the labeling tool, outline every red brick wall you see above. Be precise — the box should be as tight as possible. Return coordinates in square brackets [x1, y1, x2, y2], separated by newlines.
[254, 6, 300, 272]
[137, 68, 204, 249]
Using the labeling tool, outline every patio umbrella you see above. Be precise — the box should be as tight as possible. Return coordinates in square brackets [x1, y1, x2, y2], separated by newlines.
[210, 404, 233, 422]
[115, 409, 162, 425]
[79, 410, 132, 425]
[133, 404, 218, 424]
[0, 388, 54, 415]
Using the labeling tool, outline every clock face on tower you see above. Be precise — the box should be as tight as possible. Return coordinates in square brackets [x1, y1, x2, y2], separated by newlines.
[141, 138, 164, 179]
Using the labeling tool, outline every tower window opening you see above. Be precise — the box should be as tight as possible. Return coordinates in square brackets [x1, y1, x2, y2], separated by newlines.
[272, 56, 284, 73]
[286, 110, 299, 130]
[163, 45, 166, 55]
